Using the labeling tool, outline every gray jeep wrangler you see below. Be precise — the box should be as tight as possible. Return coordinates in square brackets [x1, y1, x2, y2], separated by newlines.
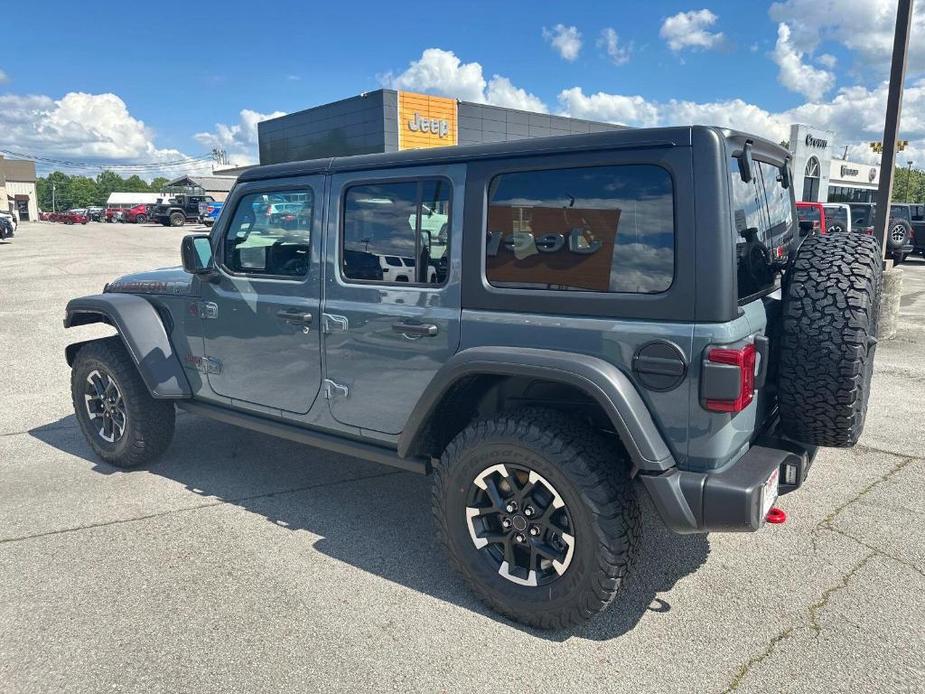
[64, 127, 882, 629]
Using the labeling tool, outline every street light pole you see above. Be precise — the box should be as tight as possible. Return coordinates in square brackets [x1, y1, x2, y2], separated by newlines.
[872, 0, 914, 261]
[52, 182, 56, 213]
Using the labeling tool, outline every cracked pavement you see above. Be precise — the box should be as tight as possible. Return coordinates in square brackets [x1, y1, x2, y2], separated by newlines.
[1, 223, 924, 693]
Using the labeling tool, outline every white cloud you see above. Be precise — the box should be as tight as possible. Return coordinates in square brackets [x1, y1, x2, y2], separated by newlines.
[542, 24, 583, 61]
[769, 0, 925, 75]
[660, 9, 725, 52]
[557, 87, 660, 128]
[771, 23, 836, 100]
[0, 68, 9, 84]
[381, 48, 546, 111]
[0, 91, 215, 177]
[598, 28, 632, 65]
[485, 76, 548, 113]
[194, 108, 286, 165]
[817, 53, 837, 69]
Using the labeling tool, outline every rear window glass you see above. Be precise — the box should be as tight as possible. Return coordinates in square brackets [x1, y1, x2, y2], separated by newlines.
[824, 206, 848, 226]
[729, 158, 794, 301]
[484, 164, 674, 293]
[797, 206, 820, 222]
[850, 204, 873, 226]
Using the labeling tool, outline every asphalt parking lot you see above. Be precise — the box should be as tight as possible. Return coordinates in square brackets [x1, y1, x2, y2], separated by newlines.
[1, 221, 924, 693]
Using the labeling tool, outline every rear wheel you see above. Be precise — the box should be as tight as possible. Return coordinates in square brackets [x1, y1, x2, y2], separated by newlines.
[778, 233, 882, 446]
[169, 212, 185, 227]
[71, 337, 176, 468]
[136, 214, 147, 224]
[433, 408, 640, 629]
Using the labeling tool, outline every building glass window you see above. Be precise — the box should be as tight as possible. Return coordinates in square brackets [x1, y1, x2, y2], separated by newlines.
[484, 164, 674, 294]
[223, 190, 313, 277]
[802, 156, 821, 201]
[342, 180, 451, 284]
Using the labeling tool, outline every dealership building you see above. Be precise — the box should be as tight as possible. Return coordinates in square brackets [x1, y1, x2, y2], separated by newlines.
[257, 90, 880, 205]
[0, 156, 38, 221]
[258, 89, 621, 164]
[786, 123, 880, 204]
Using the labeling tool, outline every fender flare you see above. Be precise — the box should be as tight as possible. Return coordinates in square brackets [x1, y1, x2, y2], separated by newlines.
[398, 346, 675, 472]
[64, 293, 192, 399]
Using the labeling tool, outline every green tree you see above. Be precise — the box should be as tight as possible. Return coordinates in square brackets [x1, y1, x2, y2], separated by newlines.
[149, 176, 169, 192]
[123, 175, 150, 192]
[95, 170, 125, 203]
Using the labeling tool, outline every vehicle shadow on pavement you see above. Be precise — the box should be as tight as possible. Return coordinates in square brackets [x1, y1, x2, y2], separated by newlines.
[29, 413, 710, 642]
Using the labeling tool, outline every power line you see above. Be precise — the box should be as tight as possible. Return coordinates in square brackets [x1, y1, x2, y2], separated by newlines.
[0, 148, 216, 171]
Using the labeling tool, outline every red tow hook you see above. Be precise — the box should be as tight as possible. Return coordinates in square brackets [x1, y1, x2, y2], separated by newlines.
[766, 507, 787, 524]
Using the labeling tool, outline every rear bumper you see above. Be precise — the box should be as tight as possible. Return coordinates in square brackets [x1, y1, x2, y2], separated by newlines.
[641, 435, 816, 534]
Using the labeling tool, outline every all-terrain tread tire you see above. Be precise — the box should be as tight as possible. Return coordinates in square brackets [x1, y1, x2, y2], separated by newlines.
[778, 233, 882, 447]
[71, 336, 176, 467]
[432, 408, 640, 630]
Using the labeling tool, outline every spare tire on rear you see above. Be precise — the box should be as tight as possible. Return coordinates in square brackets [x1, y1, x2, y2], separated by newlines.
[778, 233, 883, 447]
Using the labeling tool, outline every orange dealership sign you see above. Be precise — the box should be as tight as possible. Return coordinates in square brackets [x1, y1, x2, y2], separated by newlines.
[398, 91, 458, 150]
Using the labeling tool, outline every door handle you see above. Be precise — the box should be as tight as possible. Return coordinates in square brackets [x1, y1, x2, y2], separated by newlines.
[276, 309, 313, 325]
[392, 320, 438, 337]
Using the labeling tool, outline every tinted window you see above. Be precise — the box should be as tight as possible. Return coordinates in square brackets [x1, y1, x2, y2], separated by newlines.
[484, 165, 674, 293]
[729, 158, 794, 301]
[797, 206, 820, 222]
[892, 205, 911, 221]
[342, 180, 451, 284]
[824, 206, 848, 227]
[223, 190, 313, 277]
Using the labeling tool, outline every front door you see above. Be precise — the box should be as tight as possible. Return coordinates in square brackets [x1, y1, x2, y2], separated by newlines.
[322, 166, 464, 434]
[200, 177, 323, 414]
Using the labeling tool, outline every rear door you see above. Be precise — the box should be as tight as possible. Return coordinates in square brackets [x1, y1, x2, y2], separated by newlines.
[322, 165, 464, 435]
[199, 177, 323, 414]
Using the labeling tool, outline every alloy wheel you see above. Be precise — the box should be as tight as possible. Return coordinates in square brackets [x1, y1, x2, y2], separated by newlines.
[84, 369, 127, 443]
[465, 463, 575, 587]
[890, 224, 907, 243]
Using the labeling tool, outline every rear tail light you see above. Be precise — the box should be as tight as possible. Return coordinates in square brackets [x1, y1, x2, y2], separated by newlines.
[705, 344, 757, 413]
[864, 226, 874, 235]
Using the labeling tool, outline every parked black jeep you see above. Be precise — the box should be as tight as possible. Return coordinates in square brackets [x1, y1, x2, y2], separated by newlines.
[152, 194, 213, 227]
[64, 127, 882, 629]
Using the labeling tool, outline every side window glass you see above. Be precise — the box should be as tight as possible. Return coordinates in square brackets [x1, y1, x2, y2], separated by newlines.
[484, 165, 674, 293]
[223, 190, 313, 277]
[342, 180, 451, 284]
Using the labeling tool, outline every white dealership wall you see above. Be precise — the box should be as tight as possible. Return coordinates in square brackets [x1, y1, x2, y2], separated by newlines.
[789, 124, 835, 202]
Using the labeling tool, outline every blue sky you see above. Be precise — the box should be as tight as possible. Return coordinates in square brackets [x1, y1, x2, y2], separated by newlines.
[2, 0, 923, 175]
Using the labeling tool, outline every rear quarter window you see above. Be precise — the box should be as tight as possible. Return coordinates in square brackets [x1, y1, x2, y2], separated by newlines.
[484, 164, 674, 294]
[729, 158, 794, 302]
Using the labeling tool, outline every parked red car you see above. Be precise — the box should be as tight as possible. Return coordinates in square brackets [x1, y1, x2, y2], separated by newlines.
[124, 203, 153, 223]
[60, 210, 89, 225]
[796, 202, 827, 237]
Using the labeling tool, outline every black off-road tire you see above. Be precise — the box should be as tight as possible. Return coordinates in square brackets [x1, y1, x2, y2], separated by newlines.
[71, 337, 176, 468]
[433, 408, 640, 629]
[778, 233, 882, 447]
[886, 220, 911, 252]
[169, 212, 185, 227]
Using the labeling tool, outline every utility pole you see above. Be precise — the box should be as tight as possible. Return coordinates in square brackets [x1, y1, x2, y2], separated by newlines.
[872, 0, 914, 261]
[52, 181, 56, 213]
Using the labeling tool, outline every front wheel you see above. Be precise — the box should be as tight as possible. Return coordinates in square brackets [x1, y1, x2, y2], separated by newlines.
[135, 214, 147, 224]
[169, 212, 185, 227]
[433, 409, 640, 629]
[71, 337, 176, 468]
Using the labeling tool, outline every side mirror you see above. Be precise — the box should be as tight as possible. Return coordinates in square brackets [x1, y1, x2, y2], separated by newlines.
[181, 234, 215, 275]
[737, 141, 755, 183]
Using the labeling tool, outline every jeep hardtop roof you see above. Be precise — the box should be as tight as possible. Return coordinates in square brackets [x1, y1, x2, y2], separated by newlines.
[239, 125, 790, 183]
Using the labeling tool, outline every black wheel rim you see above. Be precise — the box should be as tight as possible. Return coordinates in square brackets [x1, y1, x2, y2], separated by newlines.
[84, 369, 127, 443]
[465, 464, 575, 587]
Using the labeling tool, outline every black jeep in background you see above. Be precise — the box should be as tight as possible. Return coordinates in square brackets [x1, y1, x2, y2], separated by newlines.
[152, 194, 213, 227]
